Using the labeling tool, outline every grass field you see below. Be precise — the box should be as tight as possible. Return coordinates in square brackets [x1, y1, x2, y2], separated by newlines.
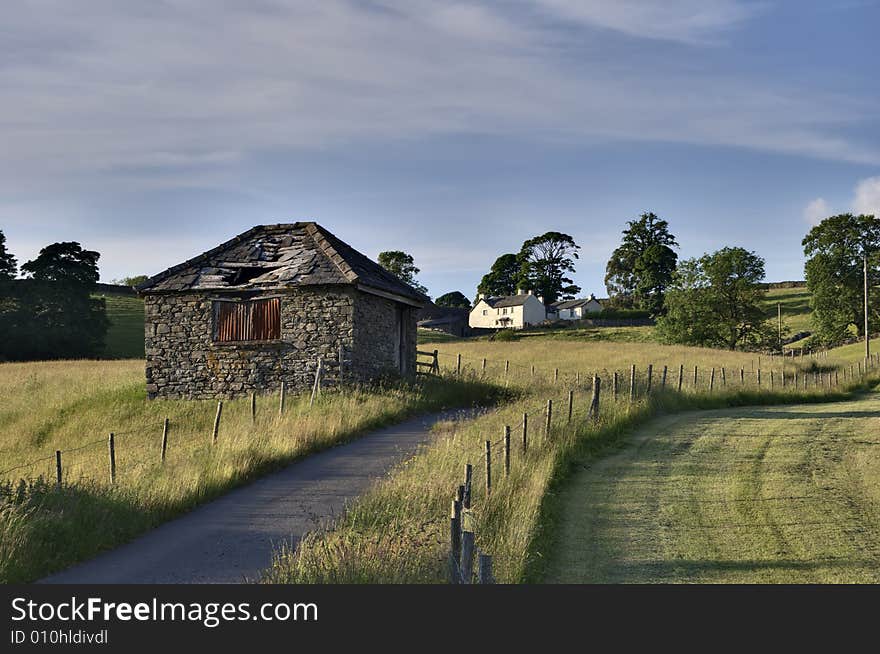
[764, 286, 812, 335]
[96, 292, 144, 359]
[265, 335, 879, 584]
[544, 395, 880, 582]
[0, 360, 501, 582]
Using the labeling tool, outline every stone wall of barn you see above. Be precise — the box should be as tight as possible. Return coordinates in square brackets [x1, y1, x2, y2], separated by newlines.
[350, 292, 418, 380]
[143, 286, 356, 399]
[143, 286, 417, 400]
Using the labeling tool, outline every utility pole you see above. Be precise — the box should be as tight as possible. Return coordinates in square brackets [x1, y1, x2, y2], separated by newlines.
[865, 252, 870, 361]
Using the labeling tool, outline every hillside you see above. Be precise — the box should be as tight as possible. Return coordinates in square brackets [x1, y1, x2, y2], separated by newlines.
[95, 291, 144, 359]
[763, 285, 812, 335]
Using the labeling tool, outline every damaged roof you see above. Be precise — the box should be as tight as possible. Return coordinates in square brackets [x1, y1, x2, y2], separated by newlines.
[136, 222, 427, 304]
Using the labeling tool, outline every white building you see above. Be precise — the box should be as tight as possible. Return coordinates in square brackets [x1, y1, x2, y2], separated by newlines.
[469, 293, 547, 329]
[550, 295, 603, 320]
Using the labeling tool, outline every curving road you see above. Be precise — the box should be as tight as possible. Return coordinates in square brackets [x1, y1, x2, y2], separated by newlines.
[42, 410, 472, 584]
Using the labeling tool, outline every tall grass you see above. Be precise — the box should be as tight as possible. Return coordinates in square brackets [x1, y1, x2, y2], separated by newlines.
[0, 360, 504, 582]
[265, 339, 880, 584]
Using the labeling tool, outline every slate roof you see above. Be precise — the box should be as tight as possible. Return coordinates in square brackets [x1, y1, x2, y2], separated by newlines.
[480, 294, 535, 308]
[136, 222, 427, 304]
[551, 297, 602, 310]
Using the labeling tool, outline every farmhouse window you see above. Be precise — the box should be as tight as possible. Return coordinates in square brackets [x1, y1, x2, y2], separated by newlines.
[213, 297, 281, 342]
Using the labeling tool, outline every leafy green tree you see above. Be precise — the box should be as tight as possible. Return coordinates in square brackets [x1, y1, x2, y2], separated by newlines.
[112, 274, 150, 287]
[605, 212, 678, 314]
[5, 242, 109, 360]
[0, 230, 17, 280]
[802, 213, 880, 346]
[517, 232, 580, 304]
[377, 250, 428, 295]
[657, 247, 772, 350]
[435, 291, 471, 309]
[477, 253, 520, 298]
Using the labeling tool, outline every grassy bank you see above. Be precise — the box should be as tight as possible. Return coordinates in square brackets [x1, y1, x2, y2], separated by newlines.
[264, 339, 876, 584]
[0, 360, 503, 582]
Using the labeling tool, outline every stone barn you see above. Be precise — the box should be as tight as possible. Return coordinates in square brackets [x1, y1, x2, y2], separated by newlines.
[137, 222, 427, 399]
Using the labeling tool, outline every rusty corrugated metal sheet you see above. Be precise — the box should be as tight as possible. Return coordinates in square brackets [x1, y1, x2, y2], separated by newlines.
[215, 298, 280, 342]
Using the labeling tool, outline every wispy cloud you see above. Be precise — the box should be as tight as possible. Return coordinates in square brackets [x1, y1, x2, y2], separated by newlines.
[853, 176, 880, 217]
[0, 0, 876, 200]
[528, 0, 762, 44]
[803, 197, 830, 226]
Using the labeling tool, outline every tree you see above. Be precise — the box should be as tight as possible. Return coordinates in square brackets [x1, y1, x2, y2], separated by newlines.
[0, 230, 17, 280]
[802, 213, 880, 346]
[377, 250, 428, 295]
[517, 232, 580, 304]
[6, 241, 109, 360]
[112, 274, 150, 287]
[657, 247, 773, 350]
[605, 212, 678, 314]
[477, 253, 520, 298]
[22, 241, 100, 285]
[435, 291, 471, 309]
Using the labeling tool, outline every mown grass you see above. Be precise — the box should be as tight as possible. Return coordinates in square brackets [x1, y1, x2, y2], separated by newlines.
[264, 335, 878, 584]
[764, 286, 812, 335]
[543, 392, 880, 582]
[0, 360, 504, 582]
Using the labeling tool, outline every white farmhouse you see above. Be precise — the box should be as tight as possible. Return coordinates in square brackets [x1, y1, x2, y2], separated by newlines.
[469, 293, 547, 329]
[551, 295, 603, 320]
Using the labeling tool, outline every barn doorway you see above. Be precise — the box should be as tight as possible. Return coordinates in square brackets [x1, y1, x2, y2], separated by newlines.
[395, 305, 407, 375]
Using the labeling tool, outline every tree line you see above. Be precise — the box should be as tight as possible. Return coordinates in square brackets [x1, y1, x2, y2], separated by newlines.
[0, 231, 109, 361]
[386, 208, 878, 351]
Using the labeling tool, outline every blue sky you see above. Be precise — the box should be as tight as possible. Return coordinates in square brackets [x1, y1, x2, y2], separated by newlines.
[2, 0, 879, 298]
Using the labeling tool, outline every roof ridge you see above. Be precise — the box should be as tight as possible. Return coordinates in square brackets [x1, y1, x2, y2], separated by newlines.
[303, 222, 359, 284]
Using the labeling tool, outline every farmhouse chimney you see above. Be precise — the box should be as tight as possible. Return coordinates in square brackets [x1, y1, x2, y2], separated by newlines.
[537, 296, 545, 305]
[477, 292, 485, 301]
[516, 287, 523, 295]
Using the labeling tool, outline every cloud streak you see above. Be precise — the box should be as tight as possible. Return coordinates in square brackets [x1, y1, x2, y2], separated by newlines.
[0, 0, 877, 199]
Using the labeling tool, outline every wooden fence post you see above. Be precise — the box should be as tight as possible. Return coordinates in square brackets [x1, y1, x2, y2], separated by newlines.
[567, 389, 574, 423]
[709, 368, 715, 392]
[545, 399, 553, 438]
[108, 432, 116, 485]
[449, 499, 462, 584]
[646, 364, 653, 394]
[740, 367, 745, 385]
[463, 463, 473, 509]
[339, 343, 345, 382]
[678, 364, 684, 392]
[457, 353, 462, 376]
[770, 370, 774, 388]
[661, 365, 668, 389]
[161, 418, 169, 464]
[522, 413, 528, 453]
[629, 364, 636, 402]
[482, 358, 487, 376]
[212, 400, 223, 444]
[721, 367, 727, 387]
[460, 531, 475, 584]
[309, 358, 323, 407]
[433, 349, 439, 374]
[279, 381, 286, 415]
[505, 360, 510, 377]
[250, 392, 256, 423]
[531, 364, 535, 377]
[613, 371, 619, 399]
[554, 368, 559, 384]
[757, 368, 761, 386]
[590, 375, 601, 422]
[55, 450, 62, 487]
[484, 440, 492, 495]
[478, 554, 495, 584]
[504, 427, 511, 476]
[781, 369, 786, 388]
[693, 365, 698, 387]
